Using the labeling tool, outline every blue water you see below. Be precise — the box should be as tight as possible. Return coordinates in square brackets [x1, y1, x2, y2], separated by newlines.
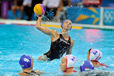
[0, 24, 114, 76]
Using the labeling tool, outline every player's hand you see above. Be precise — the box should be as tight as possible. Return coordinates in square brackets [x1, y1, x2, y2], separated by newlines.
[38, 55, 47, 61]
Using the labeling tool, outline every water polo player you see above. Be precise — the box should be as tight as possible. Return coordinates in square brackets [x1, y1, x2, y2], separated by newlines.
[60, 55, 77, 75]
[34, 4, 74, 61]
[19, 55, 43, 76]
[87, 49, 108, 67]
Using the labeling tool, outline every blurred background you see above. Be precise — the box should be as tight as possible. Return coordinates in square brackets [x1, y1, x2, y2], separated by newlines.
[0, 0, 114, 26]
[0, 0, 114, 76]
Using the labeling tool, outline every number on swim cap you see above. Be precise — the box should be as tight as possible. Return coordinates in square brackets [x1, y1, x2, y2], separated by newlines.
[92, 50, 98, 55]
[24, 58, 29, 62]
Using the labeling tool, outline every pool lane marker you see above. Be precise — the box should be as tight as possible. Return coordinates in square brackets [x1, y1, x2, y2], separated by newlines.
[42, 24, 82, 30]
[0, 22, 82, 30]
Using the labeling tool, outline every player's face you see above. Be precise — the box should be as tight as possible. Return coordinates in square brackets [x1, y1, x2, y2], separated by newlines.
[63, 20, 72, 30]
[60, 57, 67, 72]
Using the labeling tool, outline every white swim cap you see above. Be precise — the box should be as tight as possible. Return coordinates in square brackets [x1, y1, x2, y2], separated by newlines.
[89, 49, 102, 61]
[65, 54, 77, 68]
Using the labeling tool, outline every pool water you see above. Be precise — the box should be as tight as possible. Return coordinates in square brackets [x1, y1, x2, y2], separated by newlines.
[0, 24, 114, 76]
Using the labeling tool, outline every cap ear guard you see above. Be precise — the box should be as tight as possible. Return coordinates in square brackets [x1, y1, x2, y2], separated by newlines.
[95, 51, 102, 61]
[89, 49, 92, 53]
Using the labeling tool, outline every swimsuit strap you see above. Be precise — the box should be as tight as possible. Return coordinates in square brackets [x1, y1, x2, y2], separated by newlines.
[60, 34, 71, 43]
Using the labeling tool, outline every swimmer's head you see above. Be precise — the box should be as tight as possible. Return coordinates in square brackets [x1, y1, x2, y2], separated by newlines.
[60, 54, 77, 72]
[19, 55, 33, 69]
[61, 20, 72, 30]
[87, 49, 102, 61]
[80, 60, 94, 72]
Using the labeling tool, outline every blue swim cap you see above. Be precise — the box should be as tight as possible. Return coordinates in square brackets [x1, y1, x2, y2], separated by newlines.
[61, 20, 72, 30]
[19, 55, 32, 69]
[80, 60, 94, 72]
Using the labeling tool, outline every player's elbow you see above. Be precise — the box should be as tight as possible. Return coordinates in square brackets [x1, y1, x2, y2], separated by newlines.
[36, 25, 41, 29]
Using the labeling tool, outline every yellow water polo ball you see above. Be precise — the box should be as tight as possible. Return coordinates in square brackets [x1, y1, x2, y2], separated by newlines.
[34, 4, 46, 16]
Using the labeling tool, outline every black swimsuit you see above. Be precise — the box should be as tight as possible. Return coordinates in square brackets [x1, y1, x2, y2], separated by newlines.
[44, 34, 71, 60]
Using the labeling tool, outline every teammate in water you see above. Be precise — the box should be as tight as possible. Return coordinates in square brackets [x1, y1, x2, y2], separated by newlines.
[19, 55, 43, 76]
[87, 49, 108, 67]
[36, 16, 74, 61]
[60, 54, 77, 75]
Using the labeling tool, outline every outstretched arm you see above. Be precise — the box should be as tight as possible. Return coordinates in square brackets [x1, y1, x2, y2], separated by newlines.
[37, 16, 59, 61]
[66, 39, 74, 54]
[36, 16, 56, 36]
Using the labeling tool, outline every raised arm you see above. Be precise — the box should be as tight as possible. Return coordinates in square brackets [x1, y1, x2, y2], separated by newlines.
[36, 16, 57, 36]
